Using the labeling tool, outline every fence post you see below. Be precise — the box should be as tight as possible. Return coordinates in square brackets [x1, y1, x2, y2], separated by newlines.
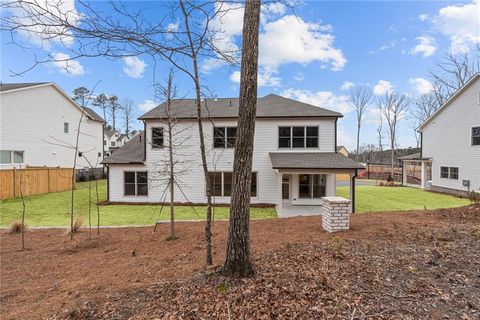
[47, 168, 51, 193]
[367, 162, 370, 180]
[12, 168, 16, 198]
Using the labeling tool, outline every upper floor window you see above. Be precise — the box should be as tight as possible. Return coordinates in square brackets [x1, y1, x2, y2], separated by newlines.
[213, 127, 237, 148]
[440, 166, 459, 180]
[472, 126, 480, 146]
[0, 150, 24, 164]
[124, 171, 148, 196]
[103, 140, 107, 146]
[208, 171, 257, 197]
[111, 141, 115, 147]
[152, 127, 164, 148]
[64, 122, 69, 133]
[279, 126, 319, 149]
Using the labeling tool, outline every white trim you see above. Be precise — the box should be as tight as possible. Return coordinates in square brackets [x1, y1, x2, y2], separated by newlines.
[471, 124, 480, 147]
[418, 73, 480, 131]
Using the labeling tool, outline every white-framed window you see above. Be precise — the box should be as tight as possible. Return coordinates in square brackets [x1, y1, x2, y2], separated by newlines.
[472, 126, 480, 146]
[111, 141, 115, 147]
[124, 171, 148, 196]
[64, 122, 69, 133]
[213, 127, 237, 148]
[440, 166, 459, 180]
[278, 126, 319, 149]
[152, 127, 164, 148]
[298, 174, 326, 198]
[0, 150, 24, 164]
[208, 171, 257, 197]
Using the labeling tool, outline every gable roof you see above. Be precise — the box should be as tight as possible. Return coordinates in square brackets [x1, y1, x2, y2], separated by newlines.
[1, 82, 105, 123]
[101, 132, 144, 164]
[139, 94, 343, 120]
[418, 73, 480, 131]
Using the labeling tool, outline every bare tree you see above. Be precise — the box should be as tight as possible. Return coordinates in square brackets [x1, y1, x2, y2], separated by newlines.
[223, 0, 261, 278]
[18, 165, 26, 250]
[120, 99, 136, 136]
[377, 92, 411, 178]
[376, 106, 383, 155]
[349, 86, 373, 161]
[73, 87, 90, 108]
[93, 93, 109, 123]
[109, 95, 119, 131]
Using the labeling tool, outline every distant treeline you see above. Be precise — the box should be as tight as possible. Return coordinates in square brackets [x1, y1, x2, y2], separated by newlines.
[349, 147, 420, 165]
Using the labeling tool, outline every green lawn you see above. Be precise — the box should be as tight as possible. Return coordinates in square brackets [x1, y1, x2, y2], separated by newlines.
[337, 185, 470, 213]
[0, 180, 276, 227]
[1, 180, 471, 228]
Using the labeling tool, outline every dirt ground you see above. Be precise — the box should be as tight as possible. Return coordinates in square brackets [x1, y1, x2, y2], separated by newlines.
[1, 206, 480, 319]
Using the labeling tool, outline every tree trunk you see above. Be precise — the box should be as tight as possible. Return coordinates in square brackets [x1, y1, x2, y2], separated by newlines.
[167, 74, 176, 239]
[356, 124, 360, 161]
[223, 0, 261, 278]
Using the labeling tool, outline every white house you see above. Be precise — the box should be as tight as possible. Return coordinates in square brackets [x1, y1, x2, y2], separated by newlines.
[104, 128, 129, 157]
[401, 73, 480, 196]
[0, 83, 105, 174]
[102, 94, 363, 216]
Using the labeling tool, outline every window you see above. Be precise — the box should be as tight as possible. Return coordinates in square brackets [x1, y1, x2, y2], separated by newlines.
[278, 126, 319, 149]
[299, 174, 326, 199]
[440, 166, 459, 180]
[124, 171, 148, 196]
[213, 127, 237, 148]
[472, 126, 480, 146]
[64, 122, 69, 133]
[152, 127, 164, 148]
[440, 166, 449, 179]
[208, 172, 257, 197]
[104, 140, 107, 146]
[282, 175, 290, 200]
[111, 141, 115, 147]
[0, 150, 24, 164]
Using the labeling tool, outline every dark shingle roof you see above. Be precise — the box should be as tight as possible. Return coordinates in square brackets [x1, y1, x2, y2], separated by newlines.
[0, 82, 49, 92]
[139, 94, 343, 120]
[269, 153, 364, 170]
[101, 132, 144, 164]
[83, 107, 105, 123]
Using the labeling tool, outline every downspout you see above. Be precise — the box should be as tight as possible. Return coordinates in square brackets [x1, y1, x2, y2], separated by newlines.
[106, 165, 110, 202]
[143, 121, 147, 162]
[419, 131, 423, 158]
[334, 118, 338, 152]
[351, 169, 357, 214]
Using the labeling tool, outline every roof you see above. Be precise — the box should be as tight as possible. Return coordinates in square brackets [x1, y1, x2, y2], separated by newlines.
[418, 73, 480, 131]
[101, 132, 144, 164]
[117, 133, 128, 141]
[336, 145, 347, 151]
[139, 94, 343, 120]
[105, 128, 119, 138]
[0, 82, 49, 92]
[83, 107, 105, 123]
[269, 152, 364, 170]
[1, 82, 105, 123]
[398, 152, 431, 161]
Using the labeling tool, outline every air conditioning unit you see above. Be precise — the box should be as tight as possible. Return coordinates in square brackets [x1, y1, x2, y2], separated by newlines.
[426, 181, 432, 189]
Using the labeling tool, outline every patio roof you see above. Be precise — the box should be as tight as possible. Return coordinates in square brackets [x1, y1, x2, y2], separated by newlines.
[398, 153, 432, 161]
[269, 152, 364, 170]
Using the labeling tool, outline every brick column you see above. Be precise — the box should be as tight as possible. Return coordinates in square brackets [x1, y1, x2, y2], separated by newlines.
[321, 197, 352, 233]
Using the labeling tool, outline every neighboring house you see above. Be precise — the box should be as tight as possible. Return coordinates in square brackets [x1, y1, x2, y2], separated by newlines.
[336, 145, 348, 157]
[0, 83, 105, 173]
[401, 73, 480, 196]
[102, 94, 363, 216]
[104, 129, 129, 156]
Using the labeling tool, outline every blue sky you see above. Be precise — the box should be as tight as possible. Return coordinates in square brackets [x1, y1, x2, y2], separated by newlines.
[1, 0, 479, 150]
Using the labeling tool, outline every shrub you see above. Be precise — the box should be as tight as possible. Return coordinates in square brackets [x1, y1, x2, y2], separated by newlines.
[10, 220, 27, 234]
[378, 181, 385, 186]
[468, 191, 479, 205]
[386, 174, 394, 182]
[71, 217, 83, 233]
[386, 181, 395, 187]
[78, 174, 86, 182]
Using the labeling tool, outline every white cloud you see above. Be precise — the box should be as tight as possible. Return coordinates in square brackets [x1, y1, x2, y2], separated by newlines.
[408, 77, 434, 95]
[280, 88, 351, 114]
[293, 72, 304, 81]
[341, 81, 354, 91]
[409, 36, 437, 58]
[230, 69, 281, 87]
[137, 99, 156, 112]
[260, 15, 346, 71]
[418, 14, 429, 21]
[433, 0, 480, 53]
[5, 0, 80, 47]
[373, 80, 394, 96]
[122, 56, 146, 79]
[51, 52, 84, 76]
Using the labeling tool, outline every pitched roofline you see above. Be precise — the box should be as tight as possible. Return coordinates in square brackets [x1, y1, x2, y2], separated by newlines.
[418, 73, 480, 131]
[1, 82, 106, 123]
[138, 115, 343, 121]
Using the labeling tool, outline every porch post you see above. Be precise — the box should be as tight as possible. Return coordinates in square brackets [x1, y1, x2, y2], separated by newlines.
[402, 161, 407, 185]
[277, 172, 283, 211]
[420, 162, 426, 189]
[350, 171, 356, 213]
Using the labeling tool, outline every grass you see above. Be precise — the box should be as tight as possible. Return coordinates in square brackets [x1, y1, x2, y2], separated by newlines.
[1, 180, 471, 227]
[336, 185, 470, 213]
[0, 180, 277, 227]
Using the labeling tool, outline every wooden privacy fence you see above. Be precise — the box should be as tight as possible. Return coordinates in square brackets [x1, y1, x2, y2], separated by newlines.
[0, 167, 74, 200]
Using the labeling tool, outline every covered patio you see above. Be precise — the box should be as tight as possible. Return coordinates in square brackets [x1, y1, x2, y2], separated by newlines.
[399, 153, 432, 189]
[269, 153, 364, 217]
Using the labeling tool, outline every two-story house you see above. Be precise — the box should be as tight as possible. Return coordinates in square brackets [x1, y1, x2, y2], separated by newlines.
[0, 82, 105, 175]
[102, 94, 363, 216]
[104, 128, 129, 156]
[401, 73, 480, 196]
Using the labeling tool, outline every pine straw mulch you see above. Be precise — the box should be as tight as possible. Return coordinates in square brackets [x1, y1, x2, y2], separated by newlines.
[44, 205, 480, 320]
